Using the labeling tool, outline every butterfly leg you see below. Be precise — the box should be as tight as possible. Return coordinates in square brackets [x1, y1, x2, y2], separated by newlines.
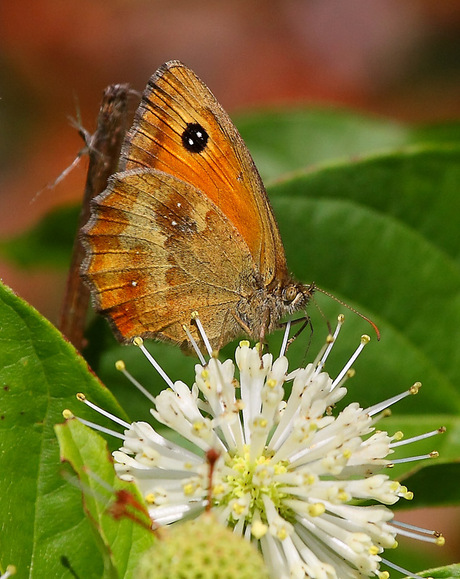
[280, 316, 312, 350]
[231, 311, 268, 362]
[231, 312, 253, 342]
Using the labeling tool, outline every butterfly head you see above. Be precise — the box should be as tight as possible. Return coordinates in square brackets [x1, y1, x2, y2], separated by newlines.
[234, 280, 315, 346]
[280, 281, 315, 315]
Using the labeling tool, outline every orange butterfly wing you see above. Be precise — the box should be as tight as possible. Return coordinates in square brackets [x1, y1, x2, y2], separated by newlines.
[119, 60, 288, 286]
[82, 61, 310, 350]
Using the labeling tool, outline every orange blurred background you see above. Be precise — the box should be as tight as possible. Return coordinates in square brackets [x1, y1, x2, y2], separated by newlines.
[1, 0, 459, 566]
[1, 0, 460, 319]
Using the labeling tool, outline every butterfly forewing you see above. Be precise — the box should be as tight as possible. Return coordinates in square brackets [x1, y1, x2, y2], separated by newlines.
[120, 60, 288, 285]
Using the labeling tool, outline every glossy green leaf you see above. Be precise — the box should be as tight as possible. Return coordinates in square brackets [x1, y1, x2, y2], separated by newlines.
[0, 281, 126, 578]
[55, 418, 155, 578]
[417, 563, 460, 578]
[237, 108, 460, 181]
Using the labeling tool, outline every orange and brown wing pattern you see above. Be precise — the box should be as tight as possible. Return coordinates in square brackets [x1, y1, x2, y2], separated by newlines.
[82, 168, 258, 348]
[120, 60, 288, 286]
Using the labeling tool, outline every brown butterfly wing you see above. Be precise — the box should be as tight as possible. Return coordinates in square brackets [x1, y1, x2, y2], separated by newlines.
[82, 168, 259, 348]
[120, 60, 289, 287]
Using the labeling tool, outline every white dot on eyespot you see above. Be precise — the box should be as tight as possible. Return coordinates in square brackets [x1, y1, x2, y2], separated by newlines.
[172, 220, 177, 226]
[177, 202, 181, 207]
[188, 138, 194, 146]
[131, 281, 138, 287]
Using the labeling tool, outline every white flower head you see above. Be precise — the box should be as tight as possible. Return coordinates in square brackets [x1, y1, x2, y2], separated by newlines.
[80, 316, 445, 579]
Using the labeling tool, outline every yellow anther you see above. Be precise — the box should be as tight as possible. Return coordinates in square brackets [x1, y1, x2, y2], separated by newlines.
[410, 381, 421, 394]
[213, 484, 225, 496]
[183, 483, 195, 496]
[435, 535, 445, 546]
[115, 360, 125, 371]
[251, 521, 268, 539]
[274, 464, 287, 475]
[277, 527, 288, 540]
[232, 502, 245, 515]
[308, 503, 325, 517]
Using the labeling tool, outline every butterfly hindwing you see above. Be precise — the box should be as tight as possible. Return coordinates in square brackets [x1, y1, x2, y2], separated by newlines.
[82, 168, 259, 347]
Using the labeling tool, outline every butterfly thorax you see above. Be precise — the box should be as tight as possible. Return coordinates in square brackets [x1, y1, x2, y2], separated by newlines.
[235, 280, 314, 344]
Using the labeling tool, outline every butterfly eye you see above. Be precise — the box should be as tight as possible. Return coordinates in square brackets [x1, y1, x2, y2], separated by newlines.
[181, 122, 209, 153]
[283, 286, 298, 303]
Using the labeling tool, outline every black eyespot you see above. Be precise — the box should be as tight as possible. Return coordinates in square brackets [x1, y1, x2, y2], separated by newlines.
[181, 123, 209, 153]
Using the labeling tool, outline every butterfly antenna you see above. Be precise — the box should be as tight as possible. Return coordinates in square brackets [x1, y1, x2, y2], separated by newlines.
[315, 286, 380, 340]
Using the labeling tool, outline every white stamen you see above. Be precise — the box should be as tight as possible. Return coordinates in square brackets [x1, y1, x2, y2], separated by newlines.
[133, 337, 174, 388]
[280, 320, 291, 358]
[330, 333, 369, 390]
[314, 314, 344, 373]
[392, 520, 444, 544]
[0, 565, 16, 578]
[390, 450, 439, 465]
[191, 311, 213, 356]
[366, 383, 420, 416]
[380, 556, 426, 579]
[182, 324, 206, 365]
[115, 360, 156, 404]
[390, 427, 445, 448]
[75, 416, 125, 440]
[76, 393, 131, 428]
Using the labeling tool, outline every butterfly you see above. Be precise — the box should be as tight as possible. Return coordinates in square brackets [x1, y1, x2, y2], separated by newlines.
[81, 60, 314, 352]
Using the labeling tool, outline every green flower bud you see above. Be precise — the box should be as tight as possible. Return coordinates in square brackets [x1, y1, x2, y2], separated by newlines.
[137, 512, 270, 578]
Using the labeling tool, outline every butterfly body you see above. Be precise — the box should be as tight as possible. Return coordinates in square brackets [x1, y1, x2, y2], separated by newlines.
[82, 61, 313, 351]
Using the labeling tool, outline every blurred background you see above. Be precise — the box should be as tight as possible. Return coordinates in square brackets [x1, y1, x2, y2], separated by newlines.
[1, 0, 459, 569]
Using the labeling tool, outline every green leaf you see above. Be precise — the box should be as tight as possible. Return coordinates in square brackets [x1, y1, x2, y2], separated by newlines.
[417, 563, 460, 578]
[55, 418, 155, 578]
[237, 108, 409, 181]
[266, 145, 460, 500]
[0, 281, 126, 578]
[237, 108, 460, 181]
